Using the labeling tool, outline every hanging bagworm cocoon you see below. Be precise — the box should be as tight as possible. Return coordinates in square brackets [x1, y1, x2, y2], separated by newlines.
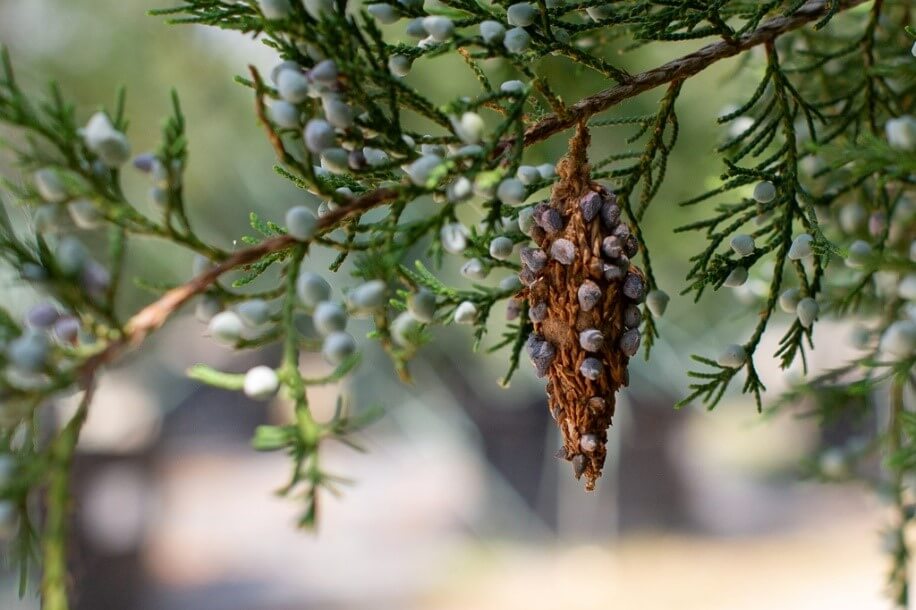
[519, 124, 644, 491]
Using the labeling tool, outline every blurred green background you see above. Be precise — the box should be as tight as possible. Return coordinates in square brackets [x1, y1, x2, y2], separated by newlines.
[0, 2, 893, 609]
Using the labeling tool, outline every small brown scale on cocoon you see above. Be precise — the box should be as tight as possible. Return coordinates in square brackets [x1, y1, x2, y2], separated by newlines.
[519, 124, 644, 492]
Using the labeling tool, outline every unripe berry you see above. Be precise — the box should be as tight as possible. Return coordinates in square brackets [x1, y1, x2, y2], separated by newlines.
[579, 357, 602, 380]
[84, 112, 131, 167]
[499, 275, 522, 292]
[236, 299, 271, 327]
[507, 2, 537, 26]
[796, 297, 818, 328]
[363, 147, 389, 167]
[244, 366, 280, 400]
[537, 163, 556, 179]
[408, 289, 437, 323]
[367, 3, 400, 23]
[447, 177, 473, 202]
[504, 27, 531, 53]
[645, 289, 669, 317]
[489, 236, 514, 260]
[880, 320, 916, 358]
[461, 258, 487, 280]
[752, 180, 777, 203]
[516, 165, 540, 186]
[579, 329, 604, 352]
[260, 0, 292, 19]
[322, 331, 357, 365]
[68, 199, 102, 229]
[898, 274, 916, 301]
[406, 154, 443, 186]
[388, 54, 411, 77]
[716, 344, 746, 368]
[723, 266, 748, 288]
[500, 80, 525, 94]
[34, 168, 67, 203]
[730, 234, 755, 257]
[453, 112, 485, 145]
[320, 147, 349, 174]
[391, 311, 422, 347]
[497, 178, 526, 205]
[347, 280, 388, 313]
[322, 95, 354, 129]
[440, 222, 468, 254]
[886, 116, 916, 151]
[406, 18, 427, 38]
[788, 233, 814, 260]
[778, 287, 800, 313]
[422, 16, 454, 41]
[313, 301, 348, 335]
[846, 240, 872, 268]
[453, 301, 478, 324]
[839, 202, 866, 234]
[517, 206, 536, 235]
[269, 100, 301, 129]
[480, 20, 505, 44]
[296, 272, 331, 307]
[285, 206, 318, 241]
[208, 311, 245, 346]
[304, 119, 335, 153]
[277, 69, 311, 103]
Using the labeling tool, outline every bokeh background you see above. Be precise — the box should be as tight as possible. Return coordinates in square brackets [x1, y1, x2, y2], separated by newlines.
[0, 1, 897, 608]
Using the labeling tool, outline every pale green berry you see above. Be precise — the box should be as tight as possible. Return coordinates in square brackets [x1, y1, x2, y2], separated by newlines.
[500, 80, 525, 94]
[304, 119, 335, 153]
[453, 112, 485, 145]
[886, 116, 916, 151]
[321, 95, 354, 129]
[406, 18, 427, 38]
[270, 100, 301, 129]
[461, 258, 487, 280]
[788, 233, 813, 260]
[504, 27, 530, 53]
[388, 55, 411, 77]
[516, 166, 540, 185]
[286, 206, 318, 241]
[68, 199, 103, 229]
[839, 202, 866, 234]
[645, 289, 669, 317]
[537, 163, 556, 179]
[499, 275, 522, 292]
[322, 331, 357, 365]
[899, 274, 916, 301]
[730, 234, 755, 257]
[752, 180, 776, 203]
[407, 154, 442, 186]
[796, 297, 818, 328]
[489, 236, 514, 260]
[244, 366, 280, 400]
[34, 168, 67, 203]
[422, 16, 454, 41]
[297, 272, 331, 307]
[311, 60, 338, 85]
[846, 240, 872, 268]
[270, 60, 300, 84]
[507, 2, 537, 26]
[320, 148, 349, 174]
[497, 178, 526, 205]
[881, 320, 916, 358]
[480, 20, 505, 44]
[408, 289, 437, 323]
[313, 301, 347, 335]
[772, 291, 797, 317]
[716, 344, 746, 368]
[391, 311, 422, 347]
[440, 223, 468, 254]
[723, 266, 748, 287]
[454, 301, 478, 324]
[84, 112, 131, 167]
[517, 206, 536, 234]
[347, 280, 387, 313]
[367, 3, 400, 24]
[260, 0, 292, 19]
[277, 69, 311, 103]
[447, 177, 473, 202]
[236, 299, 271, 327]
[208, 311, 244, 346]
[363, 147, 389, 167]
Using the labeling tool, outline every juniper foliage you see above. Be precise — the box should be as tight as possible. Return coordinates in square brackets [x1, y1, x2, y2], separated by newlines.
[0, 0, 913, 608]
